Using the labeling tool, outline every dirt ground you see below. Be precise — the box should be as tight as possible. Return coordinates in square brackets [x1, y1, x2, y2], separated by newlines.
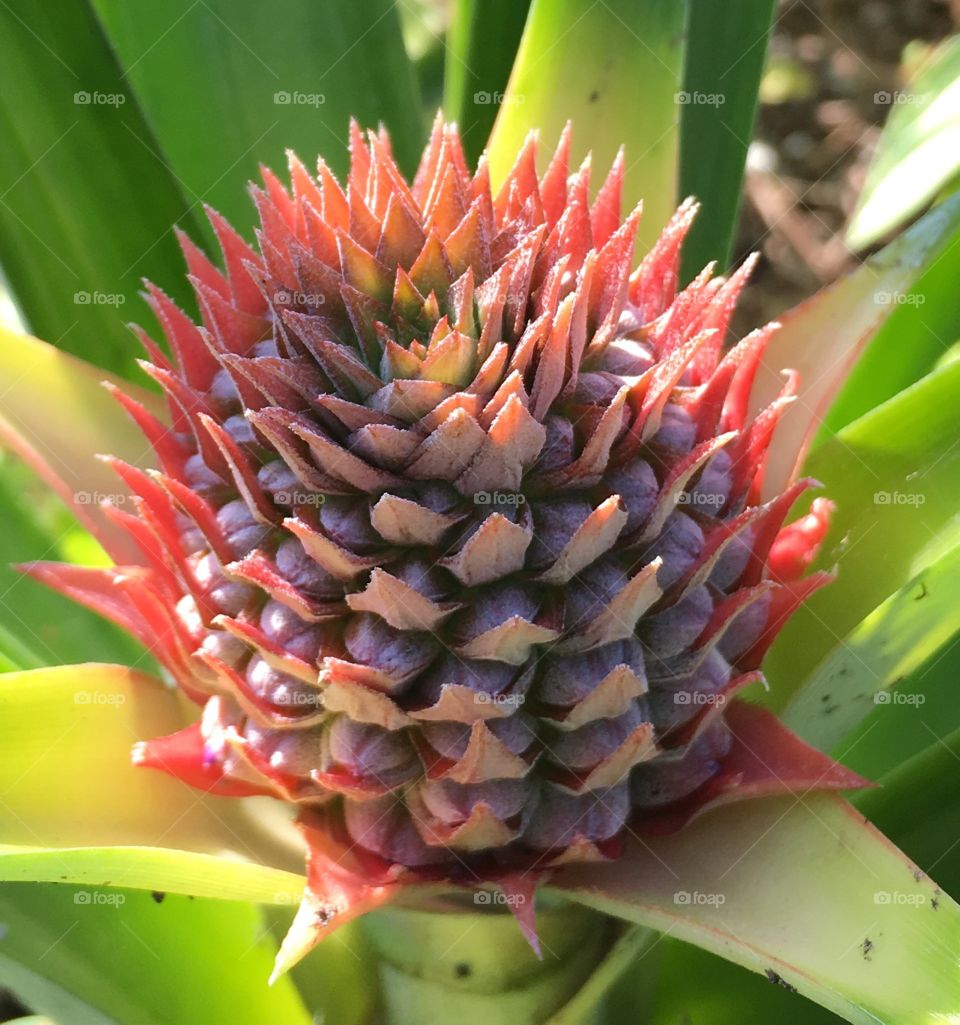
[732, 0, 958, 333]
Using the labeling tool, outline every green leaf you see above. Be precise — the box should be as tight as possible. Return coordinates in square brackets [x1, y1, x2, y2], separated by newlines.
[0, 885, 312, 1025]
[443, 0, 531, 166]
[0, 0, 198, 380]
[555, 794, 960, 1025]
[0, 846, 303, 907]
[857, 725, 960, 898]
[752, 191, 960, 499]
[819, 214, 960, 440]
[762, 359, 960, 711]
[486, 0, 685, 251]
[90, 0, 425, 220]
[838, 638, 960, 782]
[646, 939, 841, 1025]
[0, 325, 165, 561]
[679, 0, 777, 279]
[847, 36, 960, 251]
[0, 663, 296, 873]
[779, 541, 960, 752]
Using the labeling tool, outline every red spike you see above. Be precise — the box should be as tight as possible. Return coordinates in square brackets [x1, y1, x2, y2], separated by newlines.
[494, 132, 541, 225]
[629, 197, 699, 321]
[769, 496, 835, 582]
[104, 381, 189, 477]
[317, 159, 350, 229]
[175, 227, 228, 298]
[261, 164, 296, 225]
[200, 414, 279, 525]
[134, 722, 270, 796]
[591, 146, 625, 248]
[348, 118, 373, 199]
[143, 282, 220, 392]
[540, 123, 572, 228]
[413, 111, 446, 206]
[204, 205, 267, 317]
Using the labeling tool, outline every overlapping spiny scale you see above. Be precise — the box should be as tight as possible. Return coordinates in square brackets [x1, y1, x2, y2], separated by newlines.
[31, 116, 830, 877]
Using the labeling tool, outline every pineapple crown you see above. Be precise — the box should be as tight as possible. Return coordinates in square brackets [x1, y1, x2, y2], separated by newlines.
[28, 114, 855, 966]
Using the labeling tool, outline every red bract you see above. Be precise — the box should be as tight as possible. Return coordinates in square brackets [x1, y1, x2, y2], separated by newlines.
[27, 116, 866, 966]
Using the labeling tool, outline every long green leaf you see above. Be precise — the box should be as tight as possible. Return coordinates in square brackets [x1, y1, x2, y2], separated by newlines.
[0, 325, 165, 562]
[838, 638, 960, 782]
[752, 192, 960, 499]
[0, 886, 311, 1025]
[857, 726, 960, 897]
[780, 541, 960, 752]
[0, 0, 198, 380]
[679, 0, 777, 279]
[486, 0, 685, 250]
[0, 846, 303, 906]
[555, 795, 960, 1025]
[443, 0, 531, 166]
[90, 0, 425, 222]
[763, 359, 960, 711]
[819, 218, 960, 440]
[0, 664, 289, 866]
[847, 36, 960, 251]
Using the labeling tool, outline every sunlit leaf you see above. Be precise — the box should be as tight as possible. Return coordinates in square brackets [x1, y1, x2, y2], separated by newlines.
[0, 325, 163, 559]
[555, 795, 960, 1025]
[754, 192, 960, 498]
[847, 36, 960, 251]
[838, 638, 960, 782]
[90, 0, 425, 222]
[0, 886, 312, 1025]
[779, 541, 960, 752]
[0, 663, 292, 872]
[763, 359, 960, 710]
[0, 0, 198, 379]
[486, 0, 685, 250]
[819, 216, 960, 439]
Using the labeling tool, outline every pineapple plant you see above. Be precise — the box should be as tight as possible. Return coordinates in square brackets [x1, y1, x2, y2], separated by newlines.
[1, 2, 960, 1023]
